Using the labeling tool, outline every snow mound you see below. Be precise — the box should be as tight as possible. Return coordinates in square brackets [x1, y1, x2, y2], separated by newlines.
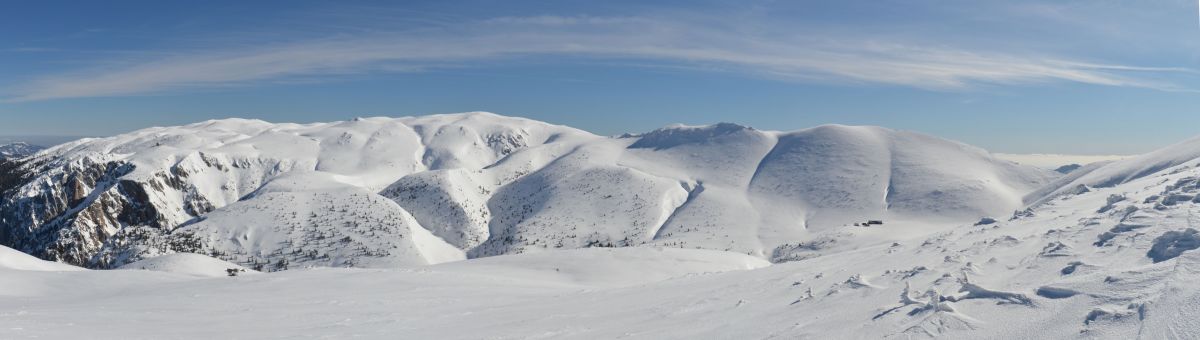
[119, 253, 258, 277]
[0, 245, 82, 271]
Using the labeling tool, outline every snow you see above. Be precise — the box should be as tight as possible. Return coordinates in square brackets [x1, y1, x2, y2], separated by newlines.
[1147, 228, 1200, 263]
[118, 253, 259, 277]
[0, 247, 776, 339]
[0, 245, 82, 272]
[12, 112, 1200, 338]
[1033, 136, 1200, 200]
[433, 247, 770, 288]
[12, 113, 1056, 270]
[165, 172, 467, 269]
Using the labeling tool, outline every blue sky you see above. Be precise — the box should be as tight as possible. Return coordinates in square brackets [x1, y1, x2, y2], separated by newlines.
[2, 0, 1199, 154]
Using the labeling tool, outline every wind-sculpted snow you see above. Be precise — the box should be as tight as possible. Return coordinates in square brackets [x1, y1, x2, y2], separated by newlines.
[0, 112, 1054, 269]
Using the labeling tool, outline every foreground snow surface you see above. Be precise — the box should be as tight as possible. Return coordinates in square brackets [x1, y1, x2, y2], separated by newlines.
[3, 247, 787, 339]
[7, 193, 1200, 340]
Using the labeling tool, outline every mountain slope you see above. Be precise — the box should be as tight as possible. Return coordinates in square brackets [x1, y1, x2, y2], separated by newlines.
[1029, 135, 1200, 205]
[0, 112, 1055, 269]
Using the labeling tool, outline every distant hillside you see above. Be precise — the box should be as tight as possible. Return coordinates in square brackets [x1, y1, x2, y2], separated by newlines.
[0, 142, 44, 160]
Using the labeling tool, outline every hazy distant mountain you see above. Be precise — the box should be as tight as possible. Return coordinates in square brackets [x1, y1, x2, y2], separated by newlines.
[0, 135, 83, 147]
[1054, 163, 1082, 174]
[0, 142, 44, 160]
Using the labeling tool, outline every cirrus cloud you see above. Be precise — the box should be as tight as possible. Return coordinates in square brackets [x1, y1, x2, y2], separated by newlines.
[5, 15, 1196, 102]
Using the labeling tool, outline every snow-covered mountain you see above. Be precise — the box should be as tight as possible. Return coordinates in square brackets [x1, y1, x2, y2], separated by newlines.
[8, 115, 1200, 338]
[0, 142, 44, 160]
[0, 112, 1055, 269]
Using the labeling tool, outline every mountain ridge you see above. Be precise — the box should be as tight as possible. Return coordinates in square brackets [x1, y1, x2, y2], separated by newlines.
[0, 112, 1056, 268]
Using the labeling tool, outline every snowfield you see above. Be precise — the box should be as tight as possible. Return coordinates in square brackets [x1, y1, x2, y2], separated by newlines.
[4, 112, 1200, 338]
[1, 247, 777, 339]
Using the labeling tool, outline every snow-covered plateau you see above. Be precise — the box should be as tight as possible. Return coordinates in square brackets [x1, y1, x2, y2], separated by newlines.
[3, 112, 1200, 339]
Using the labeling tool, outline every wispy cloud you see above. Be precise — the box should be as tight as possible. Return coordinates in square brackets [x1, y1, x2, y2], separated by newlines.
[6, 15, 1196, 102]
[4, 47, 59, 53]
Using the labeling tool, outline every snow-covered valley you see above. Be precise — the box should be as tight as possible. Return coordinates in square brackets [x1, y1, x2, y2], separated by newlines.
[4, 112, 1200, 339]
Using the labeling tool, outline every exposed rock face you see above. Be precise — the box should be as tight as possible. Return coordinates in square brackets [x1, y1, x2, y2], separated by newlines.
[1, 156, 143, 267]
[0, 151, 293, 268]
